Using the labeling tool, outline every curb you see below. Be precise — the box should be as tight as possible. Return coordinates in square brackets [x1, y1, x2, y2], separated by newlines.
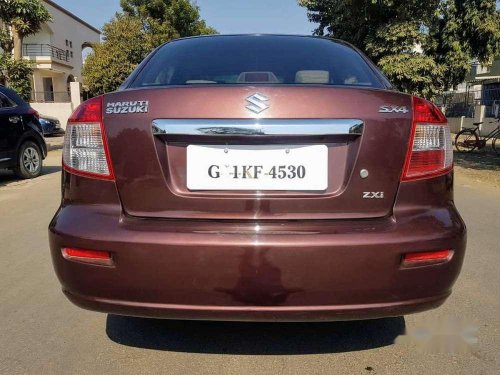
[47, 144, 63, 152]
[45, 134, 65, 152]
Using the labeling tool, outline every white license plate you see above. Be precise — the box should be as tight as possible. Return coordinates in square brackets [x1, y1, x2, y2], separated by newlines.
[187, 145, 328, 191]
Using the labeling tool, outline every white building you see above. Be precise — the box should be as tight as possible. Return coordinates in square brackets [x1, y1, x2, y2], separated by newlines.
[22, 0, 100, 126]
[442, 59, 500, 134]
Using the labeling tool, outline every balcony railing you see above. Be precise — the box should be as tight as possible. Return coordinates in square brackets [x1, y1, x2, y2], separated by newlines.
[31, 91, 71, 103]
[22, 44, 69, 62]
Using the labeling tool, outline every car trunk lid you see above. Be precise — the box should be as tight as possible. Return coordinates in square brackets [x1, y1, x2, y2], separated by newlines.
[104, 86, 412, 220]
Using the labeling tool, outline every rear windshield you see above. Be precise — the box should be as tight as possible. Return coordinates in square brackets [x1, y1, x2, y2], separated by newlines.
[129, 35, 385, 88]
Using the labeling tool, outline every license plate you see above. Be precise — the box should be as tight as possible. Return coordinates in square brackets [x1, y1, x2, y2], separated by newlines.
[187, 145, 328, 191]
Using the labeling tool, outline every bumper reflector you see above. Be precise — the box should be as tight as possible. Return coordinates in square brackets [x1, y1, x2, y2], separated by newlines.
[62, 248, 114, 266]
[402, 249, 453, 267]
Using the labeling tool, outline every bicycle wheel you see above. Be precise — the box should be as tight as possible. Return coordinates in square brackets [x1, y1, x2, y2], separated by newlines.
[493, 137, 500, 155]
[455, 130, 478, 153]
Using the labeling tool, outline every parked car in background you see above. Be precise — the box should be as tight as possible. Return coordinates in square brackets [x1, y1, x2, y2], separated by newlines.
[0, 85, 47, 179]
[39, 115, 64, 136]
[49, 35, 466, 321]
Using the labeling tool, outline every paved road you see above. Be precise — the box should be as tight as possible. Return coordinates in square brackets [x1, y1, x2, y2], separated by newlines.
[1, 150, 499, 375]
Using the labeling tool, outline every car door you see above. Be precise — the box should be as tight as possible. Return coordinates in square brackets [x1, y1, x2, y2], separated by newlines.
[0, 91, 22, 165]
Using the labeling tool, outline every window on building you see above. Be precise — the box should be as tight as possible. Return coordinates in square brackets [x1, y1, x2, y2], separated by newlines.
[65, 40, 68, 46]
[42, 77, 54, 102]
[70, 41, 73, 48]
[70, 51, 73, 58]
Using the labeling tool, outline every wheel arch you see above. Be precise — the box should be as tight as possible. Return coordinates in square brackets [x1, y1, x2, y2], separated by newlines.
[15, 131, 47, 161]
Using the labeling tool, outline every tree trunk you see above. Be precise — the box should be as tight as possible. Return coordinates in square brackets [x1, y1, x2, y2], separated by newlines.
[12, 26, 23, 60]
[0, 25, 14, 53]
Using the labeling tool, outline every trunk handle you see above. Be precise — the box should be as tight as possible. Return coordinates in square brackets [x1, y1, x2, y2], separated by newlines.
[152, 119, 364, 137]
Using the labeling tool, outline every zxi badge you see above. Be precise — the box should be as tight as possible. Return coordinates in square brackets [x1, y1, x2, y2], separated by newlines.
[246, 93, 269, 114]
[363, 192, 385, 199]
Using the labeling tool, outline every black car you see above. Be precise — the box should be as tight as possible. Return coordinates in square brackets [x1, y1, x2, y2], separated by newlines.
[39, 115, 64, 136]
[0, 85, 47, 179]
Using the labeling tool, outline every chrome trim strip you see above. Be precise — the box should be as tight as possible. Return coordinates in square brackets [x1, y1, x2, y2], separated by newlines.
[0, 158, 11, 162]
[152, 119, 364, 137]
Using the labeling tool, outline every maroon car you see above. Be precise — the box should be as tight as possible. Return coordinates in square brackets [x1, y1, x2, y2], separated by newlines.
[49, 35, 466, 321]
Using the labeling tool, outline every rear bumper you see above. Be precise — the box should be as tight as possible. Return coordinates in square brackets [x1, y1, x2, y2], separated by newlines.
[65, 290, 449, 322]
[48, 202, 466, 322]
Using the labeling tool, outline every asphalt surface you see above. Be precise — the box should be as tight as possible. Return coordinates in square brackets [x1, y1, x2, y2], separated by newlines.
[0, 150, 499, 375]
[44, 135, 64, 152]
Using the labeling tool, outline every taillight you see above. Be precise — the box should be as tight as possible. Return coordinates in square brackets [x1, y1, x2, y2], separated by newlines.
[402, 97, 452, 181]
[63, 96, 114, 180]
[28, 108, 40, 119]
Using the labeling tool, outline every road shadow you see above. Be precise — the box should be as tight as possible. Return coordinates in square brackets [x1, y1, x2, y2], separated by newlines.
[41, 165, 62, 175]
[454, 150, 500, 172]
[106, 315, 405, 355]
[0, 165, 61, 187]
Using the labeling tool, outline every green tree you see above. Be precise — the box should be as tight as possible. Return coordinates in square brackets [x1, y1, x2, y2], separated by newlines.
[83, 0, 216, 96]
[0, 52, 33, 100]
[82, 15, 150, 96]
[120, 0, 217, 37]
[0, 0, 51, 59]
[0, 0, 48, 100]
[299, 0, 500, 98]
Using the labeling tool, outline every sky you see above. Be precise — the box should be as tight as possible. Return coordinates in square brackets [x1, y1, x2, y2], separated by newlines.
[52, 0, 318, 35]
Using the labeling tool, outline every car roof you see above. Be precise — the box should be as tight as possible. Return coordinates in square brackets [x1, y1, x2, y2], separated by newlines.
[164, 34, 354, 49]
[0, 85, 28, 106]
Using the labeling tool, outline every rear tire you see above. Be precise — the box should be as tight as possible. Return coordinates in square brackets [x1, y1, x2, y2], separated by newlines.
[493, 137, 500, 155]
[455, 130, 478, 153]
[14, 141, 43, 179]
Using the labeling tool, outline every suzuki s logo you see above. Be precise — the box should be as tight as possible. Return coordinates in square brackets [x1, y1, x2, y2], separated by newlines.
[379, 105, 409, 114]
[246, 93, 269, 114]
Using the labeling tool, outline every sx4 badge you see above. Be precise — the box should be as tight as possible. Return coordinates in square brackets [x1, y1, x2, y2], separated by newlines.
[106, 101, 149, 114]
[379, 105, 409, 114]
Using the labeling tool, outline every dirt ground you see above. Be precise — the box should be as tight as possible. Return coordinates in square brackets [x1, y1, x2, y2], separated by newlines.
[454, 149, 500, 188]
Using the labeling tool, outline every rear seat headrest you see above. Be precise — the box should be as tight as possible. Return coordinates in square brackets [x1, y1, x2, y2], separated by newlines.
[185, 80, 217, 84]
[295, 70, 330, 84]
[237, 72, 279, 83]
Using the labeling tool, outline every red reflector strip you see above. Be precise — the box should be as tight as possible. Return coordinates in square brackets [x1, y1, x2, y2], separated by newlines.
[62, 248, 114, 266]
[403, 249, 453, 267]
[64, 248, 110, 259]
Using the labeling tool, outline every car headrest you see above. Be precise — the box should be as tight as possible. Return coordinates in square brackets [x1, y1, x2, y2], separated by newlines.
[295, 70, 330, 84]
[185, 80, 217, 84]
[237, 72, 279, 83]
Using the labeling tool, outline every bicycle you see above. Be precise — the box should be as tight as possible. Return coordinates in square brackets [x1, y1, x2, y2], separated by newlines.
[454, 118, 500, 155]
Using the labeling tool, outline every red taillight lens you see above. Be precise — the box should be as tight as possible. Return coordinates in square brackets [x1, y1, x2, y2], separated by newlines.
[63, 96, 114, 180]
[62, 248, 114, 266]
[68, 96, 102, 123]
[413, 96, 447, 123]
[402, 97, 452, 181]
[402, 249, 453, 268]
